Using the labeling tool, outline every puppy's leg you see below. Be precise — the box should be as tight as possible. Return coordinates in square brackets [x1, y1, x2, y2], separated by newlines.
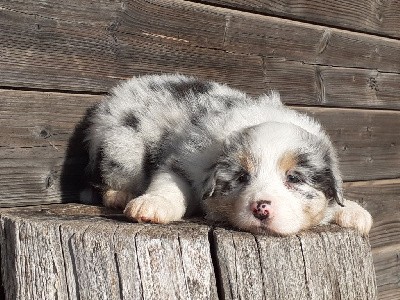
[103, 190, 134, 209]
[124, 170, 191, 224]
[325, 199, 372, 235]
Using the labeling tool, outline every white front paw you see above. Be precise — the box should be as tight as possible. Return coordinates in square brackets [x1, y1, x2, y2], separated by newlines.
[124, 194, 182, 224]
[334, 200, 373, 235]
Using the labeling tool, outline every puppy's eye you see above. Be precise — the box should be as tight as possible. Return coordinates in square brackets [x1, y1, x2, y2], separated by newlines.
[237, 172, 251, 183]
[286, 173, 302, 184]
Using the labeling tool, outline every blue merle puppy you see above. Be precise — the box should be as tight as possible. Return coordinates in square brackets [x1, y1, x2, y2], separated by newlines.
[83, 74, 372, 235]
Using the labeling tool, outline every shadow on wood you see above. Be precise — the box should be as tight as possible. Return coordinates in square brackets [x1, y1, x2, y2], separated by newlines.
[0, 204, 377, 300]
[59, 105, 101, 204]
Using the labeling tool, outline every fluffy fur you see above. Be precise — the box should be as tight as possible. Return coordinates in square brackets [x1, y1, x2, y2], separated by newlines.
[83, 74, 372, 236]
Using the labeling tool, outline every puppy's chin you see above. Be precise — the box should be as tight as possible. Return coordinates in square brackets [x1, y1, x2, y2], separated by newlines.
[229, 213, 304, 236]
[204, 196, 308, 236]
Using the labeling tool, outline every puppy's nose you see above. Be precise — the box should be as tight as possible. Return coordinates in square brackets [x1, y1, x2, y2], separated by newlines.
[251, 200, 271, 221]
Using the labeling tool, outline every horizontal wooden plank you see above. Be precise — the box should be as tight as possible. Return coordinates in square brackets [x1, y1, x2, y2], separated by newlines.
[0, 0, 124, 24]
[199, 0, 400, 39]
[296, 107, 400, 181]
[117, 0, 400, 73]
[0, 90, 101, 205]
[372, 245, 400, 300]
[1, 89, 400, 206]
[0, 1, 265, 94]
[263, 61, 400, 110]
[1, 0, 400, 98]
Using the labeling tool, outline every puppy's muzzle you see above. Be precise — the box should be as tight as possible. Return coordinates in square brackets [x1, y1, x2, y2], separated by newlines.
[251, 200, 271, 221]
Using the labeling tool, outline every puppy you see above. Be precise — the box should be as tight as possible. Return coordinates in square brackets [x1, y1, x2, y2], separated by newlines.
[83, 74, 372, 236]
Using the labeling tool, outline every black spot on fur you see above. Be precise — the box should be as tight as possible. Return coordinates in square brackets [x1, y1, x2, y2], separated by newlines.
[190, 107, 208, 126]
[148, 82, 160, 91]
[142, 130, 171, 179]
[122, 112, 140, 131]
[212, 162, 251, 196]
[90, 146, 105, 186]
[167, 80, 212, 99]
[143, 145, 163, 179]
[105, 159, 123, 170]
[103, 103, 112, 115]
[190, 115, 201, 126]
[225, 100, 234, 109]
[297, 153, 313, 170]
[311, 168, 338, 201]
[295, 152, 340, 204]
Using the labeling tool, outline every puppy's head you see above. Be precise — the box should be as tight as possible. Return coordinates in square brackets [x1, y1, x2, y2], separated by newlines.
[202, 122, 343, 235]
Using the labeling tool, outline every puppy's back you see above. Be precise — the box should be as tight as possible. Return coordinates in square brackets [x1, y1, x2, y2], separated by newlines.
[84, 74, 249, 192]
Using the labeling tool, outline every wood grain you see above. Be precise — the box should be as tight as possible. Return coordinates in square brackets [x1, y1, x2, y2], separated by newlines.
[0, 90, 101, 205]
[213, 226, 376, 299]
[372, 245, 400, 300]
[344, 179, 400, 300]
[199, 0, 400, 39]
[0, 205, 218, 300]
[344, 179, 400, 249]
[115, 0, 400, 73]
[0, 204, 377, 300]
[1, 0, 400, 96]
[270, 63, 400, 110]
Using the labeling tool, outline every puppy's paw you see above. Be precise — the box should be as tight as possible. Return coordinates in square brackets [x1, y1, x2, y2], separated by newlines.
[103, 190, 133, 209]
[334, 200, 373, 235]
[124, 194, 181, 224]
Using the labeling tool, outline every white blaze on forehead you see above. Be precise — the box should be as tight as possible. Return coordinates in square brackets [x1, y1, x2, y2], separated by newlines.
[242, 122, 311, 181]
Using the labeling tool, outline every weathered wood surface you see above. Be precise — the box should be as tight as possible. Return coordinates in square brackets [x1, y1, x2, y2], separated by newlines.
[343, 179, 400, 300]
[1, 90, 399, 207]
[0, 204, 377, 300]
[200, 0, 400, 39]
[214, 228, 377, 299]
[0, 90, 101, 206]
[1, 0, 400, 100]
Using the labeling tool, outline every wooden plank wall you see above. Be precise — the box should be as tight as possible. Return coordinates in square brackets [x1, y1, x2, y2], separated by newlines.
[0, 0, 398, 298]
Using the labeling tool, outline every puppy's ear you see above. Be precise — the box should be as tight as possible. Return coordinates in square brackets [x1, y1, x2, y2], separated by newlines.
[330, 165, 344, 207]
[201, 168, 216, 200]
[323, 150, 345, 207]
[305, 147, 344, 207]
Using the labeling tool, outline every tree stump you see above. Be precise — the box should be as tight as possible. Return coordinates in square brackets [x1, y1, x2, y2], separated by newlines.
[0, 204, 376, 300]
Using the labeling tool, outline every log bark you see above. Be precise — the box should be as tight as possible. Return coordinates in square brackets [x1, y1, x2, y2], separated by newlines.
[0, 204, 377, 300]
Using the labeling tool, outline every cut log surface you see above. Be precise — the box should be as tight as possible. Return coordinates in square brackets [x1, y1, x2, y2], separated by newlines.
[0, 204, 377, 300]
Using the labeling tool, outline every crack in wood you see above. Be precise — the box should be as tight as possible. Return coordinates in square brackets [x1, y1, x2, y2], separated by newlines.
[254, 236, 267, 300]
[133, 228, 145, 300]
[111, 225, 124, 300]
[317, 30, 331, 54]
[222, 14, 231, 47]
[208, 229, 224, 300]
[297, 235, 311, 298]
[315, 66, 326, 104]
[58, 224, 71, 300]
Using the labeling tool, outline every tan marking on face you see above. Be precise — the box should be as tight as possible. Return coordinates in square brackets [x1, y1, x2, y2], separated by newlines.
[238, 152, 255, 173]
[278, 151, 298, 173]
